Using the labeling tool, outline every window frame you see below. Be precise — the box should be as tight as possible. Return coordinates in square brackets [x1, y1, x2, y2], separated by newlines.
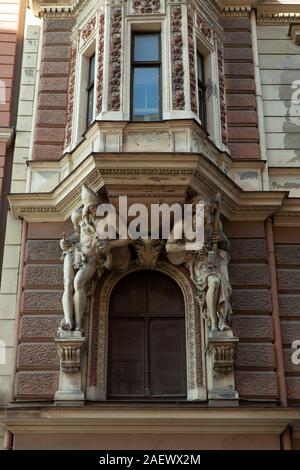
[130, 32, 162, 122]
[107, 270, 187, 400]
[196, 50, 207, 129]
[86, 53, 96, 129]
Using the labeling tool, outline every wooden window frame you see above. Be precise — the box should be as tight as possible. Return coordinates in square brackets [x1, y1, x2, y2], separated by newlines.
[197, 51, 206, 129]
[86, 53, 95, 129]
[130, 32, 162, 122]
[107, 271, 187, 400]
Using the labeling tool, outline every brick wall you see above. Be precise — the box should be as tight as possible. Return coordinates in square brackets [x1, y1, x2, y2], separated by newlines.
[14, 223, 73, 400]
[226, 221, 278, 401]
[274, 227, 300, 404]
[32, 17, 74, 161]
[222, 16, 260, 160]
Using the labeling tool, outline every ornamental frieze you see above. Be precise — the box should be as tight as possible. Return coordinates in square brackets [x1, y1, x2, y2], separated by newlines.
[132, 0, 160, 15]
[218, 43, 228, 144]
[187, 10, 197, 114]
[171, 5, 185, 110]
[96, 14, 105, 113]
[108, 7, 122, 111]
[81, 15, 96, 42]
[196, 13, 213, 41]
[65, 44, 77, 148]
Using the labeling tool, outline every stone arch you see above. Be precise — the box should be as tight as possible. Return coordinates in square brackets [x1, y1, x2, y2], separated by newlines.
[87, 262, 206, 401]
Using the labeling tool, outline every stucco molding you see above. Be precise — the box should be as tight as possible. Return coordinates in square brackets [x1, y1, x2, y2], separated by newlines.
[257, 3, 300, 25]
[273, 198, 300, 227]
[2, 407, 300, 435]
[0, 127, 15, 147]
[8, 153, 288, 222]
[289, 23, 300, 45]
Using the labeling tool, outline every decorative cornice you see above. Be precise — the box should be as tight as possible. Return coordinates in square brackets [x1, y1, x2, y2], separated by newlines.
[2, 406, 300, 435]
[8, 152, 288, 223]
[289, 23, 300, 45]
[0, 126, 15, 147]
[257, 3, 300, 25]
[220, 0, 252, 16]
[28, 0, 90, 17]
[274, 197, 300, 227]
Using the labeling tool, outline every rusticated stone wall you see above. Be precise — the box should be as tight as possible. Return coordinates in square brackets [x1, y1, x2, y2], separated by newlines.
[32, 17, 75, 161]
[275, 227, 300, 404]
[226, 221, 278, 401]
[222, 16, 260, 160]
[14, 223, 73, 400]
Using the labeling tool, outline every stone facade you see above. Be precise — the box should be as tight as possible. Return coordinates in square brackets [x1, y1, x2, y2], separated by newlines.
[0, 0, 300, 451]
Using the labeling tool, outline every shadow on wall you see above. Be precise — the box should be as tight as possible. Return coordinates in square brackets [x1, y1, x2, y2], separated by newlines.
[271, 54, 300, 191]
[281, 58, 300, 164]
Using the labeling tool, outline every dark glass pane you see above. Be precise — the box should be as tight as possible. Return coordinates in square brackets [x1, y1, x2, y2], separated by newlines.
[109, 271, 147, 313]
[108, 271, 187, 399]
[150, 318, 186, 396]
[87, 87, 94, 127]
[108, 319, 145, 396]
[197, 52, 204, 82]
[88, 54, 95, 85]
[147, 272, 184, 314]
[133, 67, 160, 121]
[134, 34, 159, 61]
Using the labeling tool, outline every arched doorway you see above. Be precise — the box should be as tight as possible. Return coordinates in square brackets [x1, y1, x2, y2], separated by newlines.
[107, 270, 187, 399]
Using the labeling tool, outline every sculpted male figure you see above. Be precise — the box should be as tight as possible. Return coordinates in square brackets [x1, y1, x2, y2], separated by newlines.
[166, 196, 232, 333]
[60, 184, 108, 332]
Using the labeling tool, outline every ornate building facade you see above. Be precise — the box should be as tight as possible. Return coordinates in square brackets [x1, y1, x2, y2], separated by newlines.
[0, 0, 300, 450]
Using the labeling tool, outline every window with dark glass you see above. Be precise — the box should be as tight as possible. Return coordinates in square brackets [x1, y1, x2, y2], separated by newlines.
[131, 33, 161, 121]
[107, 271, 187, 399]
[86, 54, 95, 128]
[197, 52, 206, 127]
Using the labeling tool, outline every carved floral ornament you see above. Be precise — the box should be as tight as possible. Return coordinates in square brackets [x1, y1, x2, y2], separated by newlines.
[81, 15, 96, 42]
[187, 9, 197, 114]
[108, 7, 122, 111]
[64, 44, 77, 147]
[132, 0, 160, 15]
[171, 5, 185, 110]
[196, 13, 213, 41]
[96, 14, 105, 113]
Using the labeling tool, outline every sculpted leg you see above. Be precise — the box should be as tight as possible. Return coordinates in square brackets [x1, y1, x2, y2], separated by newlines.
[62, 252, 75, 330]
[206, 274, 220, 332]
[73, 259, 97, 331]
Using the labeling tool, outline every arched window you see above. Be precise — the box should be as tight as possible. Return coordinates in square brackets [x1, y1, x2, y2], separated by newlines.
[107, 270, 186, 399]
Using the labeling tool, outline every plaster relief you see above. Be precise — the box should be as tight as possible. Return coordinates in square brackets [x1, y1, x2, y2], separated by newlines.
[108, 7, 122, 111]
[64, 44, 77, 147]
[96, 14, 105, 114]
[187, 9, 197, 114]
[132, 0, 160, 14]
[171, 5, 185, 110]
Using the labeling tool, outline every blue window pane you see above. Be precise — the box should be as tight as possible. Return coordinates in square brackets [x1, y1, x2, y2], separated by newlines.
[88, 55, 95, 85]
[87, 87, 94, 127]
[133, 67, 160, 121]
[134, 35, 159, 61]
[197, 52, 204, 82]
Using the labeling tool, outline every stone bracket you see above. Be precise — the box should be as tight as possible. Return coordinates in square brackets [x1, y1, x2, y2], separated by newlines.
[55, 331, 85, 404]
[206, 331, 239, 404]
[289, 24, 300, 45]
